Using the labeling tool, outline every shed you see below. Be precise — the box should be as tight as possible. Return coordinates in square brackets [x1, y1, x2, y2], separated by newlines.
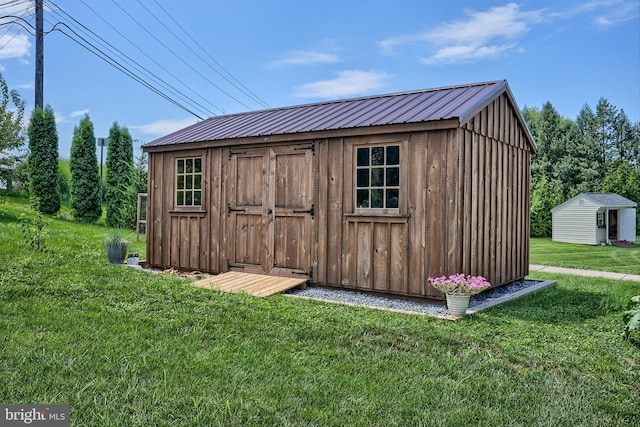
[142, 79, 536, 300]
[552, 193, 637, 245]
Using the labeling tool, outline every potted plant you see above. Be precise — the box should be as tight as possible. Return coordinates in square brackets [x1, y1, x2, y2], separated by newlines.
[427, 274, 491, 318]
[106, 230, 129, 264]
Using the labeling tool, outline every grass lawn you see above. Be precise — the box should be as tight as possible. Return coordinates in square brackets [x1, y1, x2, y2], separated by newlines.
[1, 194, 639, 426]
[530, 237, 640, 275]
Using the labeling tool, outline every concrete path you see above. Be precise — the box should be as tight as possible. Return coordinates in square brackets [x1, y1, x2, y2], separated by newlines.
[529, 264, 640, 282]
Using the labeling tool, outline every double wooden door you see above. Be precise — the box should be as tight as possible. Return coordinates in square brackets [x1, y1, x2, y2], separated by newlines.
[226, 144, 314, 278]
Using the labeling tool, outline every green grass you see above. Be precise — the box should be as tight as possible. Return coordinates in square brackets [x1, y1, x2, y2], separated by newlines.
[530, 237, 640, 275]
[1, 195, 639, 426]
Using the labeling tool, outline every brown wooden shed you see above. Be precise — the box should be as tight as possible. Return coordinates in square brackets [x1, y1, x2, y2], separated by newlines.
[142, 80, 536, 300]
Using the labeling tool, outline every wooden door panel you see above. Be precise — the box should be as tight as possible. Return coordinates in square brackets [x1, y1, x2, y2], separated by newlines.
[273, 215, 308, 270]
[236, 156, 264, 206]
[234, 213, 263, 265]
[271, 147, 313, 275]
[275, 153, 307, 208]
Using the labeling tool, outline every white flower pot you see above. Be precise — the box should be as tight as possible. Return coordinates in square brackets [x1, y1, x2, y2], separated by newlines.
[446, 294, 470, 318]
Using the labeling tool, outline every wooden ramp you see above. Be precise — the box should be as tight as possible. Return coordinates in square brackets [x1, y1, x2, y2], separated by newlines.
[193, 271, 307, 297]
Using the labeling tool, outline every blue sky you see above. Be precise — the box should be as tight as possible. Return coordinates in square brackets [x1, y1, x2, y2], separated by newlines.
[1, 0, 638, 159]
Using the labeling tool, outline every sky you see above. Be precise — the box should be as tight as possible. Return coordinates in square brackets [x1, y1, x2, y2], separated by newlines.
[0, 0, 638, 159]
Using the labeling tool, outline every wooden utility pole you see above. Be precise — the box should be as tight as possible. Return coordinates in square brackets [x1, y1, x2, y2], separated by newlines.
[35, 0, 44, 108]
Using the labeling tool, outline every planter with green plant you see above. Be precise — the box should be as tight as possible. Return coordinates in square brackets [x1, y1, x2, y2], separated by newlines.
[106, 230, 129, 264]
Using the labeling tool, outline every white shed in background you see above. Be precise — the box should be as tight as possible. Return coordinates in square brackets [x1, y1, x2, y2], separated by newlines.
[552, 193, 637, 245]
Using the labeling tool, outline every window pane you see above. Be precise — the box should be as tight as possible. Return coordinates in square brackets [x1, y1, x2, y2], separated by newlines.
[371, 189, 383, 208]
[177, 175, 185, 190]
[185, 192, 193, 205]
[194, 191, 202, 206]
[371, 147, 384, 165]
[386, 189, 399, 208]
[371, 168, 384, 186]
[177, 159, 184, 174]
[357, 148, 369, 166]
[356, 189, 369, 208]
[386, 146, 399, 165]
[194, 174, 202, 189]
[186, 159, 193, 174]
[185, 176, 193, 189]
[194, 158, 202, 173]
[386, 167, 399, 186]
[357, 169, 369, 187]
[177, 191, 184, 205]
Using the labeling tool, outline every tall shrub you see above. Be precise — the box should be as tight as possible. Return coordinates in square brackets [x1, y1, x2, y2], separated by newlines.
[70, 115, 102, 222]
[105, 122, 133, 228]
[27, 106, 60, 214]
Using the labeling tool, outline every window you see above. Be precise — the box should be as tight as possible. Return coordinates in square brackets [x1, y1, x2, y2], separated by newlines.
[176, 157, 202, 207]
[356, 145, 400, 210]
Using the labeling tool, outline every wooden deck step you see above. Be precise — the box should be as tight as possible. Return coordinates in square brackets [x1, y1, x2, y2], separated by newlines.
[193, 272, 307, 297]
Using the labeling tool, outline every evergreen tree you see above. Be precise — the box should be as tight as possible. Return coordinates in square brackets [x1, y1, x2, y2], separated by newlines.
[27, 106, 60, 214]
[530, 175, 564, 238]
[105, 122, 133, 228]
[120, 151, 148, 229]
[0, 72, 26, 189]
[70, 115, 102, 222]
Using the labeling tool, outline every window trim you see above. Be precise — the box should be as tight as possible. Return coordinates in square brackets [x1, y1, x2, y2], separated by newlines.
[174, 156, 204, 210]
[353, 142, 405, 216]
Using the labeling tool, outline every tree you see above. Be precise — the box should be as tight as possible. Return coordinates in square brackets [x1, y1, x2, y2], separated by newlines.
[0, 72, 26, 189]
[27, 106, 60, 214]
[70, 115, 102, 222]
[120, 150, 148, 230]
[105, 122, 133, 228]
[530, 175, 564, 238]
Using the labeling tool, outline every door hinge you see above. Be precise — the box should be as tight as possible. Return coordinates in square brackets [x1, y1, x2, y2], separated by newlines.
[293, 204, 314, 219]
[227, 259, 245, 270]
[294, 142, 315, 154]
[229, 149, 246, 160]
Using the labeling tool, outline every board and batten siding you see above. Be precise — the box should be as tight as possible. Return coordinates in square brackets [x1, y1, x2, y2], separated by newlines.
[145, 93, 533, 299]
[552, 197, 600, 245]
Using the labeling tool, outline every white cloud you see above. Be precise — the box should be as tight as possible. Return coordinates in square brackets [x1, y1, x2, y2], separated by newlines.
[295, 70, 391, 99]
[422, 43, 517, 65]
[268, 50, 339, 68]
[0, 33, 32, 61]
[379, 3, 543, 64]
[70, 109, 90, 118]
[130, 118, 199, 135]
[592, 1, 639, 27]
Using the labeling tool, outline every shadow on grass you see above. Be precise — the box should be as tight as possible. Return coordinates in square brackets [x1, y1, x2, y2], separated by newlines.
[491, 286, 607, 325]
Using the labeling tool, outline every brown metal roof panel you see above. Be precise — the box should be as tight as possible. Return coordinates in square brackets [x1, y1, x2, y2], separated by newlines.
[143, 80, 513, 148]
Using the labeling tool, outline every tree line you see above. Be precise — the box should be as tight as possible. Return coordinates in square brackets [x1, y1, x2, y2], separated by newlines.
[523, 99, 640, 237]
[1, 72, 638, 236]
[0, 72, 146, 229]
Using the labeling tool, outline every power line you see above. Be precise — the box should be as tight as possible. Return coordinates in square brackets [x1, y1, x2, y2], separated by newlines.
[73, 0, 225, 115]
[140, 0, 270, 109]
[0, 2, 33, 43]
[109, 0, 257, 112]
[0, 0, 28, 8]
[45, 0, 218, 117]
[49, 21, 205, 119]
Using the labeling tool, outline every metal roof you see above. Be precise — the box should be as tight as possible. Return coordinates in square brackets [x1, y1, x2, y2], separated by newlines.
[144, 79, 530, 148]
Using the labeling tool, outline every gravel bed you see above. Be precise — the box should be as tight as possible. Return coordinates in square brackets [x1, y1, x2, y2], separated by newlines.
[286, 280, 541, 316]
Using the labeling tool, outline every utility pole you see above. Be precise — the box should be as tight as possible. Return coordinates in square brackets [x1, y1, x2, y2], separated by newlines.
[35, 0, 44, 108]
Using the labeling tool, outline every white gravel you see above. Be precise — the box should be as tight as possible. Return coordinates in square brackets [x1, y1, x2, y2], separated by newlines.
[286, 280, 540, 316]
